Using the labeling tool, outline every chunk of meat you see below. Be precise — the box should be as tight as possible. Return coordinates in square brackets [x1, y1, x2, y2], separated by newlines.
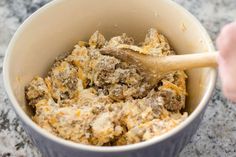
[157, 89, 184, 111]
[25, 77, 50, 107]
[107, 33, 134, 47]
[89, 31, 106, 48]
[49, 61, 82, 101]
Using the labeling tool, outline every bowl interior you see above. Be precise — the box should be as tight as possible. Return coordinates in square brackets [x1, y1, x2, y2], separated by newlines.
[6, 0, 215, 119]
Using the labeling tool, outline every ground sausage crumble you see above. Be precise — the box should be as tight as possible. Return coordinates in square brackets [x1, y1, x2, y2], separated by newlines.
[25, 28, 188, 146]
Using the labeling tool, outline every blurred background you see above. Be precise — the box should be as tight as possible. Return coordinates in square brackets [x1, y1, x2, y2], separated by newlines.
[0, 0, 236, 157]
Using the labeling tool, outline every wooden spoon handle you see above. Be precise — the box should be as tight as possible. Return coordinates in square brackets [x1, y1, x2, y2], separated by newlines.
[156, 52, 218, 72]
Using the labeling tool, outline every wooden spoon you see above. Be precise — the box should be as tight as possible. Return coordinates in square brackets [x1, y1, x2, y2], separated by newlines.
[100, 47, 218, 84]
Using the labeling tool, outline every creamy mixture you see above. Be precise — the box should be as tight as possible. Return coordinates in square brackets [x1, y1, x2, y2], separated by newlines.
[25, 28, 188, 146]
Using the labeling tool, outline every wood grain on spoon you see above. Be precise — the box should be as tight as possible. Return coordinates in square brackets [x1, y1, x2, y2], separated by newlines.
[100, 47, 218, 83]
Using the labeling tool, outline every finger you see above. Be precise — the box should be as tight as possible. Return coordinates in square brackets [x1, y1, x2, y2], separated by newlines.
[219, 62, 236, 102]
[222, 87, 236, 102]
[217, 22, 236, 59]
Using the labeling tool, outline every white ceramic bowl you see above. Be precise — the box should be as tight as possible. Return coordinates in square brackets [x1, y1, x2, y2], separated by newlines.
[3, 0, 216, 157]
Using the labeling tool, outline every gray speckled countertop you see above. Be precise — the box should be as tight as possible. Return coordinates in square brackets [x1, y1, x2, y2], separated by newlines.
[0, 0, 236, 157]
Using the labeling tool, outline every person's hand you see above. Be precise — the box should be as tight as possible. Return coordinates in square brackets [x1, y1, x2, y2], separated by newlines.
[217, 22, 236, 101]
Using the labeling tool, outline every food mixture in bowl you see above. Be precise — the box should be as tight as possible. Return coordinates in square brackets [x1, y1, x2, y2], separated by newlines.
[25, 28, 188, 146]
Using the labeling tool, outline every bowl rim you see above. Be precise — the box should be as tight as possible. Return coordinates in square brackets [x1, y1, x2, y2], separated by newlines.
[3, 0, 217, 153]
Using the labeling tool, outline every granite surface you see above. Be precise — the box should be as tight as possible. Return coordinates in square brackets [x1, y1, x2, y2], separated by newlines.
[0, 0, 236, 157]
